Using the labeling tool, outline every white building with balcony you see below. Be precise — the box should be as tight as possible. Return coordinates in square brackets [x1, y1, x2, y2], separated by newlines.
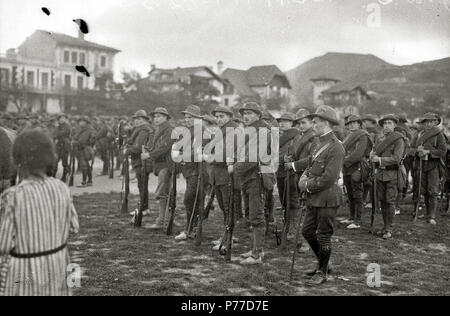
[0, 30, 120, 113]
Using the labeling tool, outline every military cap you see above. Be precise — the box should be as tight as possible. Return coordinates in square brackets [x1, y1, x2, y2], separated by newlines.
[239, 102, 262, 117]
[151, 107, 171, 119]
[420, 113, 441, 125]
[378, 114, 398, 127]
[345, 115, 362, 126]
[261, 111, 274, 121]
[132, 110, 150, 120]
[308, 105, 340, 126]
[202, 115, 217, 125]
[397, 113, 409, 124]
[361, 114, 378, 124]
[181, 105, 202, 118]
[276, 112, 296, 122]
[211, 106, 234, 117]
[294, 109, 311, 122]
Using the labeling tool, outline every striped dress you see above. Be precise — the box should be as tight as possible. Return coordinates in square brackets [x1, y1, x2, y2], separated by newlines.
[0, 177, 79, 296]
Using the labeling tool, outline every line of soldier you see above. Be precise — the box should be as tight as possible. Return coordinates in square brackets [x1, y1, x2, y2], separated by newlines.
[0, 112, 123, 188]
[2, 106, 449, 287]
[119, 103, 449, 287]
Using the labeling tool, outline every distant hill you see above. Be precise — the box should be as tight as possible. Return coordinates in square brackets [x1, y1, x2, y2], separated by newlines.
[286, 53, 450, 105]
[324, 57, 450, 102]
[285, 52, 394, 104]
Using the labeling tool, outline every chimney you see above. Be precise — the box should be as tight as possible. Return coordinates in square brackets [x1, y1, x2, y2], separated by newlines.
[217, 61, 224, 75]
[151, 64, 156, 71]
[78, 29, 85, 40]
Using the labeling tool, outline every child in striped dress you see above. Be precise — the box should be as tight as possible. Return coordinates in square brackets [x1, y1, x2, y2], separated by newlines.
[0, 129, 79, 296]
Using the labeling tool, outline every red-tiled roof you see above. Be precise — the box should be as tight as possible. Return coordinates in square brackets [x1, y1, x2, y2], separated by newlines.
[222, 65, 291, 96]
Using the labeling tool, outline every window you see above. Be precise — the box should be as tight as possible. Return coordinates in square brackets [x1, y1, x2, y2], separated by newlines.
[64, 50, 70, 63]
[0, 68, 10, 86]
[64, 75, 71, 88]
[27, 71, 35, 86]
[80, 52, 86, 65]
[100, 55, 106, 67]
[77, 76, 84, 89]
[71, 52, 78, 64]
[41, 72, 49, 89]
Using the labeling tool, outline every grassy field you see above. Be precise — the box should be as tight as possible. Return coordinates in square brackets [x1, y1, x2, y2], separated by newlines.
[70, 192, 450, 296]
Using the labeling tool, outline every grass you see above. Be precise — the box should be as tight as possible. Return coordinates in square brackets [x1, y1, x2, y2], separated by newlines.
[70, 193, 450, 296]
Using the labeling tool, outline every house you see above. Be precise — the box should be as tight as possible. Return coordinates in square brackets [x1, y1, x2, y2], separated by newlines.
[141, 65, 229, 104]
[0, 30, 120, 113]
[221, 65, 291, 107]
[310, 77, 340, 106]
[321, 80, 372, 107]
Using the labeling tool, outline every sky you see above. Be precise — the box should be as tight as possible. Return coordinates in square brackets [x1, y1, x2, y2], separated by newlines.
[1, 0, 449, 81]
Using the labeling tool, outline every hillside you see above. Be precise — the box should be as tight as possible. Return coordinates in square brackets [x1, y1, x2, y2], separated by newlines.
[286, 52, 393, 104]
[334, 57, 450, 100]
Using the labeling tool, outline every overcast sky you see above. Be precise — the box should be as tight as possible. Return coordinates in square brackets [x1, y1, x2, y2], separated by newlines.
[1, 0, 449, 81]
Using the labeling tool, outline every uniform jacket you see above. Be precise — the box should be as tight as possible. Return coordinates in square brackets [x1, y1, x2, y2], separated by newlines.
[55, 122, 71, 153]
[234, 119, 275, 187]
[127, 123, 154, 169]
[277, 128, 299, 179]
[410, 127, 447, 173]
[374, 131, 406, 182]
[304, 131, 345, 208]
[291, 128, 317, 174]
[210, 120, 239, 186]
[180, 125, 208, 179]
[147, 121, 174, 176]
[342, 129, 371, 176]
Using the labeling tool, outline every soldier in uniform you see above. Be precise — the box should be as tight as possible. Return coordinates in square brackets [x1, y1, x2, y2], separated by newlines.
[125, 110, 154, 216]
[276, 112, 300, 238]
[341, 115, 372, 230]
[54, 113, 72, 182]
[260, 111, 276, 233]
[142, 108, 174, 229]
[95, 119, 112, 176]
[287, 105, 345, 285]
[73, 116, 96, 187]
[410, 113, 447, 225]
[174, 105, 207, 241]
[234, 102, 276, 265]
[208, 106, 239, 250]
[370, 114, 406, 239]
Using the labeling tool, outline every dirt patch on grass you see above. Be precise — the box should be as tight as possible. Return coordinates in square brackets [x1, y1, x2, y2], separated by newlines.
[70, 193, 450, 296]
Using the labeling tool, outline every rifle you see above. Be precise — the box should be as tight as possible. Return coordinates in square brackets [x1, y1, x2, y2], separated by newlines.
[166, 163, 178, 236]
[204, 187, 216, 220]
[280, 168, 291, 251]
[414, 158, 423, 222]
[121, 153, 130, 214]
[68, 142, 75, 187]
[134, 145, 148, 228]
[187, 174, 202, 236]
[195, 159, 205, 246]
[289, 192, 306, 282]
[109, 138, 115, 179]
[219, 171, 235, 262]
[370, 161, 377, 233]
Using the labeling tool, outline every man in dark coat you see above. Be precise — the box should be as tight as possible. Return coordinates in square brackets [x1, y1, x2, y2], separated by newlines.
[409, 113, 447, 225]
[73, 117, 96, 187]
[370, 114, 406, 239]
[142, 108, 174, 229]
[287, 105, 345, 286]
[276, 112, 300, 237]
[341, 115, 372, 230]
[125, 110, 154, 215]
[54, 113, 72, 182]
[234, 102, 276, 265]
